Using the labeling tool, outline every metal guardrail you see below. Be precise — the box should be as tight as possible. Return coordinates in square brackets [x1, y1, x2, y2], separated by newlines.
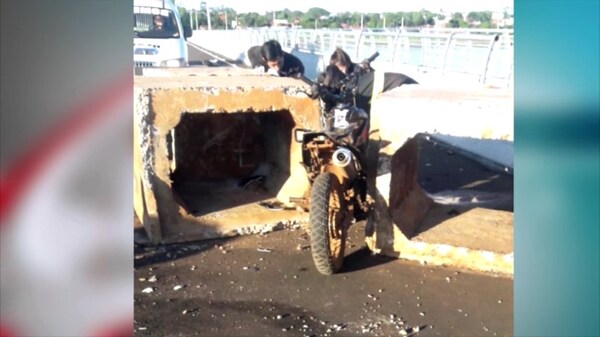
[193, 28, 514, 87]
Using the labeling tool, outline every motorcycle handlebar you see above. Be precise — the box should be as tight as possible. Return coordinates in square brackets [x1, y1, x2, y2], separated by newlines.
[295, 51, 379, 102]
[365, 51, 380, 64]
[295, 74, 337, 100]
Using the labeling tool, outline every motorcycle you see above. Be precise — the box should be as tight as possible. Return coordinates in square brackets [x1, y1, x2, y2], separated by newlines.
[293, 52, 380, 275]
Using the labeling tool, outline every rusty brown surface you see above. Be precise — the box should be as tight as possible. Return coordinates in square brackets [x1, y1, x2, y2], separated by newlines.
[414, 206, 513, 254]
[134, 69, 320, 243]
[364, 83, 513, 275]
[133, 69, 513, 275]
[388, 137, 433, 238]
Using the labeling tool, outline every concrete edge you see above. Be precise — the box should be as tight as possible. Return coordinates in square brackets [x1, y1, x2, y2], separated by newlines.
[367, 233, 514, 278]
[424, 134, 514, 175]
[135, 218, 309, 246]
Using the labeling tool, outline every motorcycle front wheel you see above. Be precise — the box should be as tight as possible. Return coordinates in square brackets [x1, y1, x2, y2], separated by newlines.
[309, 172, 348, 275]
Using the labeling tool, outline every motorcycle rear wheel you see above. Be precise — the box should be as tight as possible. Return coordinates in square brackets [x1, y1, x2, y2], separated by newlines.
[309, 172, 348, 275]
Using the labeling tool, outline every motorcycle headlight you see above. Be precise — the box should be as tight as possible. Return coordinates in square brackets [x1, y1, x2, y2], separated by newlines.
[160, 58, 186, 67]
[332, 148, 353, 167]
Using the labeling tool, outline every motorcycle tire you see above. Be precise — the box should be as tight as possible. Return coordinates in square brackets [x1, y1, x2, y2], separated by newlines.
[309, 172, 348, 275]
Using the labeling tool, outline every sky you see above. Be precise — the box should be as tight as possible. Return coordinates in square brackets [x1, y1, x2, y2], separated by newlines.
[177, 0, 513, 14]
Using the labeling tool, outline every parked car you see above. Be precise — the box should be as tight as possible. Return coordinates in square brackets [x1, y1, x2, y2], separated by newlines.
[133, 0, 192, 68]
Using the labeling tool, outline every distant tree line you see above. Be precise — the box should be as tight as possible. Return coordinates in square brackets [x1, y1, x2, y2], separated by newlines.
[177, 6, 511, 30]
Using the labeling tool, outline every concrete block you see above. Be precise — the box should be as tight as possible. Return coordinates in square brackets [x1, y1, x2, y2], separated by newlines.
[134, 68, 320, 243]
[366, 84, 514, 275]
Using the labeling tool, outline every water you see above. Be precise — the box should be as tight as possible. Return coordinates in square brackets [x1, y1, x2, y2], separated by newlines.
[327, 44, 512, 81]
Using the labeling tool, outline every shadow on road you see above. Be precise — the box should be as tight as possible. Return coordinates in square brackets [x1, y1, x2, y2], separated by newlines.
[340, 247, 397, 273]
[134, 228, 238, 269]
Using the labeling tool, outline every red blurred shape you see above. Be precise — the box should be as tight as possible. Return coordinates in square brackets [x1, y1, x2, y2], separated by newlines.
[89, 319, 133, 337]
[0, 73, 131, 225]
[0, 322, 17, 337]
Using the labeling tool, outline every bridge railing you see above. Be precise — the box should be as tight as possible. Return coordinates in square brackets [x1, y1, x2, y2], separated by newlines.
[189, 28, 513, 87]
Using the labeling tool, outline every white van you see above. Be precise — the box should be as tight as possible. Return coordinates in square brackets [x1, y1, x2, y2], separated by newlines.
[133, 0, 192, 67]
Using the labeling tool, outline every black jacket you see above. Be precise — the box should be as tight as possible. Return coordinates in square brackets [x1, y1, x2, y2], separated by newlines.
[246, 45, 305, 77]
[317, 64, 417, 114]
[275, 52, 305, 77]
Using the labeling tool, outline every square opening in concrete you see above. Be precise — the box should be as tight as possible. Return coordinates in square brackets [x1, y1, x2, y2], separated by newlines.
[412, 138, 513, 253]
[169, 111, 295, 217]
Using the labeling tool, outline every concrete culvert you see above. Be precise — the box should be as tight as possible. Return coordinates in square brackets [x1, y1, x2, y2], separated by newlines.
[134, 70, 321, 244]
[170, 111, 295, 216]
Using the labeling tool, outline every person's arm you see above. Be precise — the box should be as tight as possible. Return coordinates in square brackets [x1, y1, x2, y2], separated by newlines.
[298, 59, 305, 75]
[247, 46, 263, 68]
[317, 70, 327, 84]
[283, 54, 305, 77]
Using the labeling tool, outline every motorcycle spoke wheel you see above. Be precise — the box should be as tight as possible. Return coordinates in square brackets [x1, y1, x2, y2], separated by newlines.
[309, 172, 347, 275]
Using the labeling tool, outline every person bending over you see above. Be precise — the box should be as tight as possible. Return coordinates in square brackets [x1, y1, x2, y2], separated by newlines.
[246, 40, 305, 77]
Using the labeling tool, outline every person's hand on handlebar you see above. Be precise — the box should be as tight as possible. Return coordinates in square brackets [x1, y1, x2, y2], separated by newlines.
[359, 60, 371, 69]
[359, 52, 379, 69]
[310, 83, 320, 99]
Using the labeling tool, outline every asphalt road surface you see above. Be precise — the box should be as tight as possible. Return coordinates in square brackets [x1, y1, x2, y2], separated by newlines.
[134, 221, 512, 337]
[187, 41, 246, 68]
[134, 140, 513, 337]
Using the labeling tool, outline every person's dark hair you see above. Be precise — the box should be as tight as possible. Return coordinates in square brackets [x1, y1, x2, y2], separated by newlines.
[261, 40, 283, 62]
[329, 48, 353, 71]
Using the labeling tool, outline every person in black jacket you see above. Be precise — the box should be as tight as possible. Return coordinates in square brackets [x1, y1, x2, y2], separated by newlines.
[246, 40, 305, 77]
[317, 47, 418, 114]
[317, 48, 356, 90]
[317, 48, 372, 112]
